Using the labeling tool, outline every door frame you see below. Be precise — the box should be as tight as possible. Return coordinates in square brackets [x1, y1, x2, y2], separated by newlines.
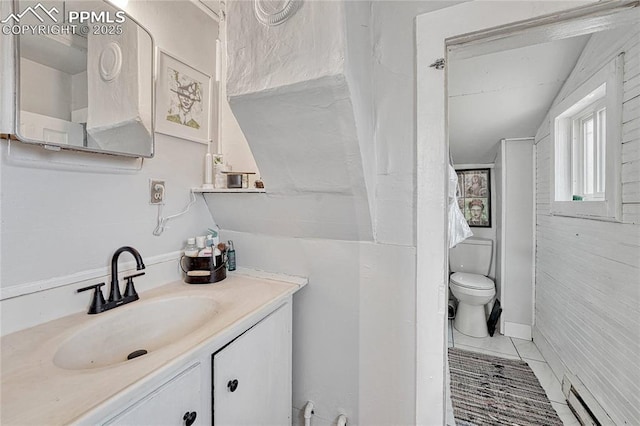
[415, 1, 638, 424]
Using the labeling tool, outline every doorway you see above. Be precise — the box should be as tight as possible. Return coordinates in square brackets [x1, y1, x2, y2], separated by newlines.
[415, 2, 640, 424]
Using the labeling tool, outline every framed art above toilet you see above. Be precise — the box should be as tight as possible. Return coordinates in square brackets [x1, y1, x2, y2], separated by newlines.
[456, 168, 491, 227]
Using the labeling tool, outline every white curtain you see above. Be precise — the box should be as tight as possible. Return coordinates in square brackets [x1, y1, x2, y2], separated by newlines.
[448, 164, 473, 248]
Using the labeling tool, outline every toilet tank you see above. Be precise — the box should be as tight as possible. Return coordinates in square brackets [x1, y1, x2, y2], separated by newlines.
[449, 238, 493, 275]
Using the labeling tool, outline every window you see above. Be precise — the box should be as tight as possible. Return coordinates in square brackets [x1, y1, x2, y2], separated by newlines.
[570, 92, 606, 201]
[550, 54, 623, 221]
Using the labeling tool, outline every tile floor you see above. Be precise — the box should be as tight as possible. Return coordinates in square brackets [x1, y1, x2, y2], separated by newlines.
[447, 320, 580, 426]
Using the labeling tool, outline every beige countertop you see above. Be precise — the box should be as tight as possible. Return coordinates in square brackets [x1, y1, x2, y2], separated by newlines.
[0, 272, 305, 425]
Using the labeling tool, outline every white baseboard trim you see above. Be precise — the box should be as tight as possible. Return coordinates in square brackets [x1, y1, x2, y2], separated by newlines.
[533, 326, 568, 385]
[0, 251, 182, 301]
[503, 321, 532, 340]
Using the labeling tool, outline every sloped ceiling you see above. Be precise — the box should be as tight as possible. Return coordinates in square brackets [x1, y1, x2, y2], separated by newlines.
[448, 35, 591, 164]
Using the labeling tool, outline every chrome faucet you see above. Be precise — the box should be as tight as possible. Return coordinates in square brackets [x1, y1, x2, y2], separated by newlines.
[78, 246, 146, 314]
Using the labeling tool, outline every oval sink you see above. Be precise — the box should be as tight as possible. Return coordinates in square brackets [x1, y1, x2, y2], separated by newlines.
[53, 296, 217, 370]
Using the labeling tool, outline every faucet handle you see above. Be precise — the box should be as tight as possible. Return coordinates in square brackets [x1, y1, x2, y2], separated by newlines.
[124, 271, 145, 279]
[123, 272, 144, 299]
[77, 283, 106, 314]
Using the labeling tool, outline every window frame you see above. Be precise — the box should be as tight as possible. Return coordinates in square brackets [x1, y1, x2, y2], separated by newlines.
[570, 98, 606, 201]
[550, 53, 624, 221]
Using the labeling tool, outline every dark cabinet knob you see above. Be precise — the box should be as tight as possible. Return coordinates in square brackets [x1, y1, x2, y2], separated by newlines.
[227, 379, 239, 392]
[183, 411, 197, 426]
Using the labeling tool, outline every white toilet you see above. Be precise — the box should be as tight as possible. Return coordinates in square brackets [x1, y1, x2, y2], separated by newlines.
[449, 238, 495, 338]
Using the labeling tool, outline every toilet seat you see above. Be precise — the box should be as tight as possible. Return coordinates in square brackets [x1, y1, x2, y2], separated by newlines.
[450, 272, 493, 290]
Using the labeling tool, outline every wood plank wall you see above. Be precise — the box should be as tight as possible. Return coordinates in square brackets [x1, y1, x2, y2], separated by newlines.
[534, 25, 640, 425]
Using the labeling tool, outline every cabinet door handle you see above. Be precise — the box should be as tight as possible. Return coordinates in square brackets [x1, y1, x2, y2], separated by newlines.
[227, 379, 239, 392]
[183, 411, 197, 426]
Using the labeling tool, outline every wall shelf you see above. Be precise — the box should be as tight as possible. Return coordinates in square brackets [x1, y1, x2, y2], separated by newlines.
[193, 187, 266, 193]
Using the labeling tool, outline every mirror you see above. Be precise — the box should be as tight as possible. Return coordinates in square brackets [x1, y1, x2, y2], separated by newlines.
[13, 0, 154, 157]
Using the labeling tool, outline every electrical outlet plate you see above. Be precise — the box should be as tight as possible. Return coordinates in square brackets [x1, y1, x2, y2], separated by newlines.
[150, 179, 165, 204]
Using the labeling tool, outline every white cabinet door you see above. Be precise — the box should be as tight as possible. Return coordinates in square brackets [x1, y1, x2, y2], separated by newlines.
[213, 303, 292, 426]
[104, 363, 202, 426]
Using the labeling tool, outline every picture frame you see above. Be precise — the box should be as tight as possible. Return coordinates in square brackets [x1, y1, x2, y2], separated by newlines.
[155, 48, 213, 144]
[456, 168, 491, 228]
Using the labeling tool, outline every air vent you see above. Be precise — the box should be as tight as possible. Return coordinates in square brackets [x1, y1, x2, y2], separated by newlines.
[561, 374, 614, 426]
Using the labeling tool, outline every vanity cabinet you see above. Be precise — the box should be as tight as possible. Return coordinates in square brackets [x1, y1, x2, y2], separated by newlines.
[104, 363, 202, 426]
[213, 303, 292, 425]
[94, 301, 292, 426]
[1, 274, 304, 426]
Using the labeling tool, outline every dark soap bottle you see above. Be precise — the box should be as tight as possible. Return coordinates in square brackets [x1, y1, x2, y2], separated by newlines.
[227, 240, 236, 271]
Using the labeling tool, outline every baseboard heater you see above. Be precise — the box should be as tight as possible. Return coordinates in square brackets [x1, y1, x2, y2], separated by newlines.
[561, 374, 614, 426]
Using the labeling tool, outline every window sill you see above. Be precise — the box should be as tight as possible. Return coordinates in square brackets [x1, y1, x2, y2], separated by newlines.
[551, 200, 621, 222]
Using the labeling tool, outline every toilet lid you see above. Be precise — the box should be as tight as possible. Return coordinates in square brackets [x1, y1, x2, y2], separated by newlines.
[450, 272, 494, 290]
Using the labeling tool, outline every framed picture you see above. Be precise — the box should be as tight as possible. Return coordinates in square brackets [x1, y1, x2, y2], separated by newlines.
[456, 168, 491, 227]
[156, 49, 213, 144]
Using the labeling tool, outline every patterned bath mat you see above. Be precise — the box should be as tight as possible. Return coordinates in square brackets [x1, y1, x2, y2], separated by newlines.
[448, 348, 563, 426]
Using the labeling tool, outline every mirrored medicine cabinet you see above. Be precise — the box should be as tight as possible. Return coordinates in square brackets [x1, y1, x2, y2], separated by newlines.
[11, 0, 155, 158]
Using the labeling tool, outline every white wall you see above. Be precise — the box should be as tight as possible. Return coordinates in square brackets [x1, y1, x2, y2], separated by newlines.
[219, 1, 377, 203]
[220, 98, 258, 173]
[495, 139, 535, 339]
[223, 1, 373, 241]
[372, 1, 460, 246]
[495, 147, 504, 321]
[226, 1, 344, 98]
[71, 71, 88, 113]
[344, 1, 376, 232]
[218, 230, 416, 426]
[0, 1, 219, 334]
[534, 24, 640, 424]
[217, 11, 259, 176]
[20, 58, 71, 121]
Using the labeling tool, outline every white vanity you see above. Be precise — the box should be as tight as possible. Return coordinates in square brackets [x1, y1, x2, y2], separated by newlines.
[0, 273, 306, 425]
